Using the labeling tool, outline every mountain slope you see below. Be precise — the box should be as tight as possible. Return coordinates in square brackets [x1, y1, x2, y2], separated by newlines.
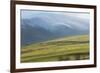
[21, 12, 89, 46]
[21, 34, 89, 62]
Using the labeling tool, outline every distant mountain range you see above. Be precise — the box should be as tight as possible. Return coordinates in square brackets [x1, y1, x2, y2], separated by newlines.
[21, 12, 89, 46]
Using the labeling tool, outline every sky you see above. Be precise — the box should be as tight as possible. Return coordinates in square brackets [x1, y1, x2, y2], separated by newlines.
[21, 10, 90, 20]
[21, 10, 90, 30]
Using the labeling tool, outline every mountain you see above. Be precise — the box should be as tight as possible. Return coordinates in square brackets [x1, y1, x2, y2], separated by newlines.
[21, 12, 89, 46]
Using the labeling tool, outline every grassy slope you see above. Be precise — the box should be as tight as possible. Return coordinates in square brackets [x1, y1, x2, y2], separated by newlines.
[21, 34, 89, 62]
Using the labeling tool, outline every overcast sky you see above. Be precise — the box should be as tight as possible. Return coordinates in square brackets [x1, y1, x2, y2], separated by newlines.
[21, 10, 90, 20]
[21, 10, 90, 30]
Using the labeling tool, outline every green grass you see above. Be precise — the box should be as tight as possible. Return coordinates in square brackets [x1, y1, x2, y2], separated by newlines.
[21, 34, 89, 63]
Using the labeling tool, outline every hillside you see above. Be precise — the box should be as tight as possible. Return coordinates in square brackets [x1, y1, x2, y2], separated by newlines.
[21, 11, 89, 46]
[21, 34, 89, 62]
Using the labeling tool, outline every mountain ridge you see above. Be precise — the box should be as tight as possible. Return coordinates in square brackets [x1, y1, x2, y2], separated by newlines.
[21, 12, 89, 46]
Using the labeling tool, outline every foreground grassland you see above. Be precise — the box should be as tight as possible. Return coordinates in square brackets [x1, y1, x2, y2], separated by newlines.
[21, 34, 89, 63]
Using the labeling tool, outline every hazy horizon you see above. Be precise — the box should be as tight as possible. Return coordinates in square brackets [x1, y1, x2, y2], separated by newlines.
[21, 10, 90, 46]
